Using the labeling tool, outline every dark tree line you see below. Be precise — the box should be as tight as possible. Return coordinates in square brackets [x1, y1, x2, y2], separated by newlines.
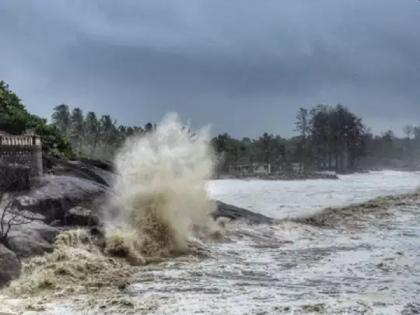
[295, 105, 366, 172]
[212, 105, 367, 174]
[51, 105, 154, 160]
[362, 128, 420, 169]
[211, 133, 287, 174]
[212, 105, 420, 174]
[3, 81, 419, 171]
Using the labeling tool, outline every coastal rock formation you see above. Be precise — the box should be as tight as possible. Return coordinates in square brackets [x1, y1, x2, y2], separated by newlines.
[214, 201, 273, 224]
[7, 221, 59, 258]
[15, 175, 110, 223]
[0, 244, 21, 287]
[0, 158, 114, 287]
[0, 156, 275, 291]
[64, 206, 99, 226]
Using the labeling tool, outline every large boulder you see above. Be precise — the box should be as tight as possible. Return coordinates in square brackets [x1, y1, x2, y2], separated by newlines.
[44, 156, 116, 187]
[15, 175, 110, 223]
[6, 220, 60, 258]
[0, 243, 21, 287]
[64, 206, 99, 226]
[13, 156, 116, 224]
[213, 201, 273, 224]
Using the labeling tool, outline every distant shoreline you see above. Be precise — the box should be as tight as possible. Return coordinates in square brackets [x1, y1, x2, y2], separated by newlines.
[215, 172, 339, 180]
[215, 168, 420, 181]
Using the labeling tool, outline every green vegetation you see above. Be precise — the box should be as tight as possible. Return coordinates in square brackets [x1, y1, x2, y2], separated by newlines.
[2, 80, 420, 171]
[0, 81, 73, 158]
[51, 104, 150, 160]
[213, 105, 420, 174]
[212, 105, 367, 174]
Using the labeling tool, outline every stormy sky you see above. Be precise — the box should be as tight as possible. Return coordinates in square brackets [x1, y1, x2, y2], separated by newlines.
[0, 0, 419, 137]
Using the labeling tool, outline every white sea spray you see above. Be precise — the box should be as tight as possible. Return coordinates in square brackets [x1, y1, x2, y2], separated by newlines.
[105, 113, 218, 260]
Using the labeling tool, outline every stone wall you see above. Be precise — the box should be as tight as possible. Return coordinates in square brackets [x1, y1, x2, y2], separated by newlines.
[0, 135, 43, 190]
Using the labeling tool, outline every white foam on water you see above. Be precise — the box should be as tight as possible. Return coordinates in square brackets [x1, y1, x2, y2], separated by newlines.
[208, 171, 420, 219]
[2, 171, 420, 314]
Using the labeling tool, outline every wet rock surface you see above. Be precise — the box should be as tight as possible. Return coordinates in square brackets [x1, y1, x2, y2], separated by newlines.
[64, 206, 99, 226]
[0, 158, 114, 288]
[0, 244, 21, 287]
[13, 157, 114, 223]
[7, 221, 60, 258]
[15, 175, 109, 223]
[213, 201, 273, 224]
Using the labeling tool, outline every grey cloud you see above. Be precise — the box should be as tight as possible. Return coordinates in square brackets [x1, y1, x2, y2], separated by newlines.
[0, 0, 419, 137]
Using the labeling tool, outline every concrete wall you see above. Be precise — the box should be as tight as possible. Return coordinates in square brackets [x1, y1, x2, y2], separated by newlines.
[0, 135, 43, 178]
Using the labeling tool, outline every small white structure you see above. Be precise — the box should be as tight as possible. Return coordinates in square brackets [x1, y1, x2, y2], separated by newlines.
[230, 162, 271, 176]
[292, 162, 303, 173]
[253, 163, 271, 175]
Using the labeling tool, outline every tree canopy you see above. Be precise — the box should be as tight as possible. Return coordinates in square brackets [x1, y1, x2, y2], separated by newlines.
[0, 81, 73, 158]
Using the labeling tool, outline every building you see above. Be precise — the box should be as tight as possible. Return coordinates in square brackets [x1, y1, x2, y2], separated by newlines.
[229, 162, 271, 176]
[0, 130, 43, 190]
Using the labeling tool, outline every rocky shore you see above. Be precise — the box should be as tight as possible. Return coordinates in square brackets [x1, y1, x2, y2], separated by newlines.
[0, 157, 271, 288]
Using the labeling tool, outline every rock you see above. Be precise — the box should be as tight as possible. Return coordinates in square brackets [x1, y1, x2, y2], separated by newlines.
[7, 220, 59, 258]
[15, 175, 110, 223]
[213, 201, 273, 224]
[0, 243, 21, 287]
[50, 219, 62, 227]
[64, 206, 99, 226]
[44, 155, 116, 187]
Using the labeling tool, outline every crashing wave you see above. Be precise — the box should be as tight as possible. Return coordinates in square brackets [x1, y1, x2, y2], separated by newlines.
[291, 190, 420, 228]
[104, 113, 219, 262]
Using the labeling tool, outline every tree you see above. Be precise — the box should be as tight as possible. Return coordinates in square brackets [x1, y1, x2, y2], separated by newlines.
[51, 105, 149, 159]
[308, 105, 366, 172]
[69, 108, 84, 155]
[51, 104, 70, 136]
[0, 192, 41, 249]
[1, 81, 73, 158]
[414, 126, 420, 140]
[84, 112, 100, 156]
[403, 125, 414, 139]
[211, 133, 242, 173]
[98, 115, 119, 158]
[0, 81, 31, 134]
[295, 108, 309, 139]
[32, 121, 73, 158]
[255, 133, 285, 166]
[294, 107, 311, 170]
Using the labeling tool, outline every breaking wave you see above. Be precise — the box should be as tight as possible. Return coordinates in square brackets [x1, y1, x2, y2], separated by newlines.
[292, 190, 420, 228]
[2, 114, 221, 312]
[8, 229, 133, 295]
[105, 113, 219, 262]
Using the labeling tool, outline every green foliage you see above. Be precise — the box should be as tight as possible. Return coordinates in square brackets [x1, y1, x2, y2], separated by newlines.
[51, 104, 70, 136]
[69, 107, 84, 155]
[212, 105, 368, 174]
[0, 81, 73, 158]
[308, 104, 366, 171]
[33, 121, 74, 159]
[0, 81, 30, 134]
[50, 105, 146, 160]
[211, 132, 286, 173]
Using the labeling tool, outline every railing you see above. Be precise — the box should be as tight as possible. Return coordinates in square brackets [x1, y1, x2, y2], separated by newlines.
[0, 135, 41, 146]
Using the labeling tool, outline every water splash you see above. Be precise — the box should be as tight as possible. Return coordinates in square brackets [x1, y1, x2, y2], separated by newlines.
[106, 113, 218, 261]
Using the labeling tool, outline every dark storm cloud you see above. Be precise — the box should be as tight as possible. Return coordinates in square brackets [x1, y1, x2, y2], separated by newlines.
[0, 0, 419, 137]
